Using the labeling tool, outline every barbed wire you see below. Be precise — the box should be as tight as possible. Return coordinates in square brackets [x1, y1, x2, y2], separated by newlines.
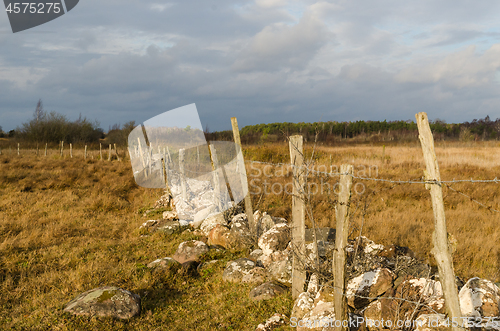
[444, 183, 500, 214]
[245, 160, 500, 185]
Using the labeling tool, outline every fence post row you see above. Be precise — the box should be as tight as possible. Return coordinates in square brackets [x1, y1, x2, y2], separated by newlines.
[231, 117, 256, 237]
[416, 112, 461, 330]
[289, 135, 306, 299]
[334, 164, 353, 331]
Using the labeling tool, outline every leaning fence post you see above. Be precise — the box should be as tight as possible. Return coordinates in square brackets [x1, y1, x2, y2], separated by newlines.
[99, 143, 102, 161]
[334, 164, 353, 331]
[84, 145, 87, 160]
[289, 135, 306, 299]
[209, 144, 223, 212]
[231, 117, 256, 237]
[416, 112, 461, 330]
[179, 148, 188, 200]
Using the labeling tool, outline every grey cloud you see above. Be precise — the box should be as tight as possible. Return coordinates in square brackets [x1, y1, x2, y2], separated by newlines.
[232, 13, 333, 72]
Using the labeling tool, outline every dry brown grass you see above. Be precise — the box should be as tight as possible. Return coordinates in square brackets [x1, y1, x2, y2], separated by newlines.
[244, 141, 500, 283]
[0, 152, 292, 331]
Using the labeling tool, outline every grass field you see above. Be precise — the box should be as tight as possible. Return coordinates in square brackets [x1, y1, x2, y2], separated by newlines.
[0, 140, 499, 330]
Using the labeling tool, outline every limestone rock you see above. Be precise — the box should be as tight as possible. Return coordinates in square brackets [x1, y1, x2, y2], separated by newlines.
[297, 301, 336, 331]
[255, 313, 287, 331]
[200, 213, 227, 236]
[258, 223, 290, 256]
[291, 291, 315, 320]
[192, 205, 216, 228]
[147, 257, 181, 270]
[249, 249, 264, 265]
[266, 249, 292, 285]
[207, 224, 231, 247]
[172, 240, 209, 264]
[249, 281, 288, 301]
[459, 277, 500, 318]
[222, 258, 257, 282]
[347, 268, 394, 309]
[64, 286, 140, 320]
[242, 267, 268, 284]
[162, 210, 177, 220]
[139, 219, 186, 234]
[307, 273, 320, 295]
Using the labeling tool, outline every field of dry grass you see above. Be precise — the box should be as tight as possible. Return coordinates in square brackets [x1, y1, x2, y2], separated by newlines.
[0, 140, 499, 330]
[244, 140, 500, 283]
[0, 152, 291, 331]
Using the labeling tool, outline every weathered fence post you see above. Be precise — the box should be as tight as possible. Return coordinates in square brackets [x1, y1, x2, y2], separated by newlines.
[416, 112, 461, 330]
[108, 144, 111, 161]
[289, 135, 306, 299]
[166, 146, 172, 165]
[60, 141, 63, 157]
[114, 143, 120, 161]
[231, 117, 256, 237]
[45, 143, 47, 157]
[84, 145, 87, 160]
[17, 143, 20, 156]
[137, 138, 146, 168]
[99, 143, 102, 161]
[70, 143, 73, 158]
[179, 148, 188, 200]
[334, 164, 353, 331]
[209, 144, 223, 212]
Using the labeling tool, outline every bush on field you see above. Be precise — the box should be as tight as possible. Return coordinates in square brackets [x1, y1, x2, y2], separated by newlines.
[18, 111, 104, 144]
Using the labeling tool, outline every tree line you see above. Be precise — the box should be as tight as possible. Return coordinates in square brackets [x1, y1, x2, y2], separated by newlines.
[205, 117, 500, 144]
[0, 99, 135, 146]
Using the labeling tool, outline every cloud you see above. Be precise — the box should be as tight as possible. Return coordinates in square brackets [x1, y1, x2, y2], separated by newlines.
[232, 13, 332, 71]
[395, 44, 500, 88]
[1, 0, 500, 132]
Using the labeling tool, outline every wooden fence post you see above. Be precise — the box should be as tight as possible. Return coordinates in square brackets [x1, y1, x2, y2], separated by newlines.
[17, 143, 20, 156]
[179, 148, 188, 200]
[137, 138, 146, 168]
[70, 143, 73, 158]
[99, 143, 102, 161]
[289, 135, 306, 299]
[45, 143, 47, 156]
[60, 141, 63, 157]
[209, 144, 223, 212]
[108, 144, 111, 161]
[334, 164, 353, 331]
[84, 145, 87, 160]
[416, 112, 461, 330]
[231, 117, 256, 237]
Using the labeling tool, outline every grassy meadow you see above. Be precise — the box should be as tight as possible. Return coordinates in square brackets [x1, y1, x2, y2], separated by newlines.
[0, 139, 499, 330]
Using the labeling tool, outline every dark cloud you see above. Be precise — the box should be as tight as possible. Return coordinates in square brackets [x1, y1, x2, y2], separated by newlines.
[1, 0, 500, 132]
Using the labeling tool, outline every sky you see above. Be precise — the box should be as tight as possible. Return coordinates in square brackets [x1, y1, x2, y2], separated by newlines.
[1, 0, 500, 132]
